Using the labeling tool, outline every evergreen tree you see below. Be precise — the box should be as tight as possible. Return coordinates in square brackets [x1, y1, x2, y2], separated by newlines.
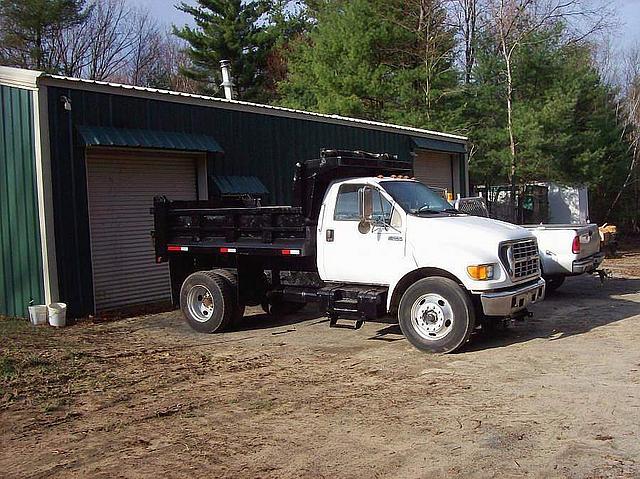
[279, 0, 397, 119]
[463, 24, 629, 216]
[279, 0, 459, 128]
[174, 0, 274, 101]
[0, 0, 88, 71]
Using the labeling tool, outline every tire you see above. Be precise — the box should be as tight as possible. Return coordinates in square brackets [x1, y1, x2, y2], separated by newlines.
[398, 277, 476, 353]
[544, 275, 565, 293]
[180, 271, 235, 333]
[211, 269, 246, 323]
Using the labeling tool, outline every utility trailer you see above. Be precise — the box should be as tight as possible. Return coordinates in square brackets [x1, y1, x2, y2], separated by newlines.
[153, 150, 545, 353]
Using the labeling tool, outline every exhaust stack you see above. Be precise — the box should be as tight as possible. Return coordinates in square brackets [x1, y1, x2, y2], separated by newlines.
[219, 60, 236, 100]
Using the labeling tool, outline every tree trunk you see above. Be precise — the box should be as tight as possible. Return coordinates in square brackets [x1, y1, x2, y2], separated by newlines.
[35, 30, 43, 70]
[463, 0, 477, 84]
[502, 44, 518, 223]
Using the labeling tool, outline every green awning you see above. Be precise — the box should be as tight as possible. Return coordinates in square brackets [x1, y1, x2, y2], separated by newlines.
[211, 175, 269, 196]
[412, 136, 466, 154]
[77, 125, 223, 153]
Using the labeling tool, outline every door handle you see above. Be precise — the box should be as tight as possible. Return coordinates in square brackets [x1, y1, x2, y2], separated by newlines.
[326, 229, 334, 242]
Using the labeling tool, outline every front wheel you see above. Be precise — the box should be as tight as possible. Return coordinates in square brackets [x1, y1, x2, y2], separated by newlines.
[398, 277, 476, 353]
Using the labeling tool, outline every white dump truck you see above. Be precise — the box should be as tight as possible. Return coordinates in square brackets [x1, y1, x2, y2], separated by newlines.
[153, 150, 545, 353]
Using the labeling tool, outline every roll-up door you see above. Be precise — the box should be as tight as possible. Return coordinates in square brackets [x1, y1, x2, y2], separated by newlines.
[86, 148, 201, 312]
[414, 150, 454, 195]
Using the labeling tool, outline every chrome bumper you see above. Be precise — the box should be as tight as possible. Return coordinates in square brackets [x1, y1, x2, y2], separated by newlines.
[572, 252, 605, 274]
[480, 278, 546, 317]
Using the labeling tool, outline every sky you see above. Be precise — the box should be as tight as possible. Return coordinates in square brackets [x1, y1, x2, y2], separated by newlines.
[124, 0, 194, 28]
[126, 0, 640, 50]
[616, 0, 640, 50]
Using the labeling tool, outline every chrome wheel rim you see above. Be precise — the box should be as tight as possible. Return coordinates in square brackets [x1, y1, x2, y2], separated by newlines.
[187, 285, 214, 322]
[410, 293, 454, 341]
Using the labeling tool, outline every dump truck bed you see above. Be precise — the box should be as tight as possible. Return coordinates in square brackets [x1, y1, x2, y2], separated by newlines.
[153, 198, 314, 262]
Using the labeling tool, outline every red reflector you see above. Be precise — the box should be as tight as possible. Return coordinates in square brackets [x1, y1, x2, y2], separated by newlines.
[572, 236, 581, 254]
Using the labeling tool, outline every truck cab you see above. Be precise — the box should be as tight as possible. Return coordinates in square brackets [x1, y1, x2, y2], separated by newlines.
[153, 150, 545, 353]
[316, 177, 545, 350]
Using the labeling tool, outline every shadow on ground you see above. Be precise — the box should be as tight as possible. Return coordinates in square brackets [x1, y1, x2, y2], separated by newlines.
[148, 274, 640, 353]
[231, 307, 326, 332]
[465, 275, 640, 352]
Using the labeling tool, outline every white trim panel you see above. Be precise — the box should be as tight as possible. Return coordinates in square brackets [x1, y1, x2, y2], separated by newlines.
[32, 86, 59, 304]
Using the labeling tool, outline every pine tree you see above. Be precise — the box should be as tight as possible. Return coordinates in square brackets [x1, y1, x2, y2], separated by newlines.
[278, 0, 459, 128]
[174, 0, 274, 101]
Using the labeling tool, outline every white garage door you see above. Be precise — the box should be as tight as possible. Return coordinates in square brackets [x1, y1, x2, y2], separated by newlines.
[86, 148, 201, 312]
[414, 150, 454, 194]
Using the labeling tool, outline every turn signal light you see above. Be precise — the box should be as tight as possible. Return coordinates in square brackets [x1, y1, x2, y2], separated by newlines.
[467, 264, 495, 280]
[572, 236, 581, 254]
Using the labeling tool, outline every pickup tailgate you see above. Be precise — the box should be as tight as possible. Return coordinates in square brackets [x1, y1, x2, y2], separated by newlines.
[574, 224, 600, 259]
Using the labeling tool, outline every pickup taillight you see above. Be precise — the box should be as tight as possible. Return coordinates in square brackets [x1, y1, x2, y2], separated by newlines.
[572, 236, 581, 254]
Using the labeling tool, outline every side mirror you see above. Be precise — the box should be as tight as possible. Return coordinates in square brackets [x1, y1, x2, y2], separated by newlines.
[358, 186, 374, 234]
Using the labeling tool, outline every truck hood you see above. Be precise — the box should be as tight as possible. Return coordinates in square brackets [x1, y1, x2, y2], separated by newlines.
[408, 214, 529, 243]
[405, 214, 535, 289]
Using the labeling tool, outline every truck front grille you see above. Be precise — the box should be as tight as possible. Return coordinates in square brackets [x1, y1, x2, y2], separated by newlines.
[502, 239, 540, 281]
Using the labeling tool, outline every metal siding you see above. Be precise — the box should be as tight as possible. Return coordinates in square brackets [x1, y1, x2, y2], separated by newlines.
[48, 87, 95, 317]
[211, 175, 268, 196]
[86, 149, 198, 312]
[0, 86, 44, 317]
[47, 85, 438, 316]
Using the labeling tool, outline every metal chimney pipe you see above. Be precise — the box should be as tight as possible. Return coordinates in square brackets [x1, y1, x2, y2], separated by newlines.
[219, 60, 236, 100]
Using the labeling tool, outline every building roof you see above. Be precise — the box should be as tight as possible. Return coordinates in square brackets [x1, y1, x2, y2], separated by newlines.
[0, 66, 468, 144]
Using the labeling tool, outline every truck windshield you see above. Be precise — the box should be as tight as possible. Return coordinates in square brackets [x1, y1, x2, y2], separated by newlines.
[381, 181, 453, 214]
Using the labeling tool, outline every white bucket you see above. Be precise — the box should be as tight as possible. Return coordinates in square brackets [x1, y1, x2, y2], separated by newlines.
[28, 305, 48, 326]
[47, 303, 67, 328]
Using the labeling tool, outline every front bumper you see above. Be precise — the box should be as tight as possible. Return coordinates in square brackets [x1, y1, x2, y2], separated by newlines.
[572, 252, 605, 274]
[480, 277, 546, 317]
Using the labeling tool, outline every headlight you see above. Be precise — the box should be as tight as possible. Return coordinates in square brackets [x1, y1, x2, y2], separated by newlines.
[467, 264, 495, 280]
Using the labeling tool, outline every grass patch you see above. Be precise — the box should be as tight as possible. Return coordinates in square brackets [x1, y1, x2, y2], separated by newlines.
[1, 355, 17, 380]
[0, 316, 30, 335]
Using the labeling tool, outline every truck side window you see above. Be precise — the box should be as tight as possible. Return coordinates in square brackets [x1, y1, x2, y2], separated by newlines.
[334, 184, 363, 221]
[371, 189, 393, 222]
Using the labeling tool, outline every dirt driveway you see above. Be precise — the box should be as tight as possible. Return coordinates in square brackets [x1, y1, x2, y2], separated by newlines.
[2, 271, 640, 478]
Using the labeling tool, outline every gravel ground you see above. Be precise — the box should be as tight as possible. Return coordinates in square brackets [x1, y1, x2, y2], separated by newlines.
[1, 262, 640, 478]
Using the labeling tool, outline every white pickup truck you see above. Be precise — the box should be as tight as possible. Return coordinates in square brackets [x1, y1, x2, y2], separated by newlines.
[525, 224, 604, 291]
[153, 150, 546, 353]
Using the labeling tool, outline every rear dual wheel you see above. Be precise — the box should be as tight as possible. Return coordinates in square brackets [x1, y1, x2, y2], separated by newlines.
[398, 277, 475, 354]
[180, 270, 244, 333]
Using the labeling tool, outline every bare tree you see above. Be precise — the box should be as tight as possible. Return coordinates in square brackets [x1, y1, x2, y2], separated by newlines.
[605, 44, 640, 226]
[47, 0, 195, 92]
[86, 0, 140, 80]
[50, 13, 94, 76]
[452, 0, 480, 83]
[154, 34, 200, 93]
[483, 0, 610, 218]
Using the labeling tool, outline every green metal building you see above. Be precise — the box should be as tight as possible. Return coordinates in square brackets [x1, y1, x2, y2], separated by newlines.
[0, 66, 468, 319]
